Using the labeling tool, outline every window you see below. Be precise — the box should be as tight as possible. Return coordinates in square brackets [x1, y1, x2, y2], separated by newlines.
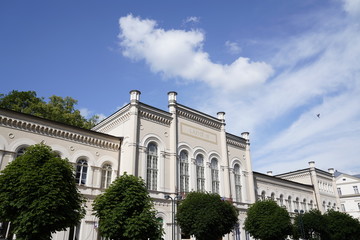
[101, 164, 112, 189]
[295, 197, 300, 210]
[234, 164, 241, 202]
[147, 143, 158, 191]
[358, 203, 360, 211]
[260, 191, 266, 201]
[353, 186, 359, 194]
[288, 196, 292, 212]
[75, 159, 88, 185]
[341, 204, 346, 212]
[16, 146, 28, 158]
[196, 154, 205, 192]
[302, 199, 307, 211]
[279, 194, 284, 206]
[309, 200, 314, 210]
[211, 158, 219, 194]
[179, 150, 189, 193]
[337, 187, 342, 196]
[271, 192, 275, 201]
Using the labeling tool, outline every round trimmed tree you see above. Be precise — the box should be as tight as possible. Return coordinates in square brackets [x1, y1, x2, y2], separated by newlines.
[244, 199, 292, 240]
[176, 192, 239, 240]
[0, 144, 85, 240]
[92, 173, 162, 240]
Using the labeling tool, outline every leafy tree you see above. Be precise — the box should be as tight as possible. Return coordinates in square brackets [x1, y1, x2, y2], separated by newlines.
[176, 192, 239, 240]
[93, 173, 162, 240]
[244, 200, 292, 240]
[293, 209, 327, 240]
[324, 209, 360, 240]
[0, 90, 98, 129]
[0, 144, 85, 240]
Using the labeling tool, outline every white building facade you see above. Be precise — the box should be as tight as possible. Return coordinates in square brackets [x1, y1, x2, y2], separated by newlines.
[335, 172, 360, 220]
[0, 90, 341, 240]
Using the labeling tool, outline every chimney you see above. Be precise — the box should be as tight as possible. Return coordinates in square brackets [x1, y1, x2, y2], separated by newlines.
[217, 112, 225, 122]
[129, 90, 141, 104]
[308, 161, 315, 169]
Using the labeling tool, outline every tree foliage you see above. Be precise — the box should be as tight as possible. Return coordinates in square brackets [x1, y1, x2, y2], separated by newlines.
[0, 144, 85, 240]
[92, 173, 162, 240]
[176, 192, 239, 240]
[293, 209, 327, 240]
[324, 209, 360, 240]
[0, 90, 98, 129]
[244, 200, 292, 240]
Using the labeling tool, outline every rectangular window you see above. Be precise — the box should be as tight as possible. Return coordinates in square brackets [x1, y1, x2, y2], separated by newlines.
[341, 204, 346, 212]
[337, 187, 342, 196]
[196, 166, 205, 192]
[353, 186, 359, 194]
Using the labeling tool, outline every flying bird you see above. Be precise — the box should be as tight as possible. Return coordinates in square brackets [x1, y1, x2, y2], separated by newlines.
[317, 114, 320, 118]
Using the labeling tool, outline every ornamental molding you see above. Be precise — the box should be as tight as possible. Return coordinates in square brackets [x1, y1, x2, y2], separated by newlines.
[93, 105, 131, 133]
[0, 115, 120, 151]
[226, 138, 246, 149]
[139, 107, 172, 126]
[176, 105, 222, 130]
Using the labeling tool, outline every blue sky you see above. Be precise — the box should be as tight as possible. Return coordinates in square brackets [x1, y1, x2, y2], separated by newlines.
[1, 0, 360, 174]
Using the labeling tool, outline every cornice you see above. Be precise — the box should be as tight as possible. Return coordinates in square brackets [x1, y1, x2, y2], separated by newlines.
[92, 104, 131, 132]
[0, 114, 120, 151]
[176, 105, 222, 130]
[139, 104, 172, 126]
[226, 134, 246, 149]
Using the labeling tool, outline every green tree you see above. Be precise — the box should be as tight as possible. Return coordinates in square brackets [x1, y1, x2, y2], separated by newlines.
[0, 144, 85, 240]
[244, 200, 292, 240]
[324, 209, 360, 240]
[293, 209, 327, 240]
[0, 90, 98, 129]
[176, 192, 239, 240]
[93, 173, 162, 240]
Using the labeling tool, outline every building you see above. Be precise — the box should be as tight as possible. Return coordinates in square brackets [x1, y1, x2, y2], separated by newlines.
[0, 90, 341, 240]
[335, 172, 360, 220]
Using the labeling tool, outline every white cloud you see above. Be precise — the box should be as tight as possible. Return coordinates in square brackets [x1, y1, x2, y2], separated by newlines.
[118, 14, 273, 92]
[342, 0, 360, 16]
[183, 16, 200, 24]
[225, 41, 241, 54]
[117, 6, 360, 175]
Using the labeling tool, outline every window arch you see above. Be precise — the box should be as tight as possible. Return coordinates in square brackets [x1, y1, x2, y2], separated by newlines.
[147, 142, 158, 191]
[261, 191, 266, 201]
[302, 199, 307, 211]
[279, 194, 284, 206]
[234, 164, 241, 202]
[295, 197, 300, 210]
[179, 150, 189, 193]
[196, 154, 205, 192]
[309, 200, 314, 210]
[211, 158, 219, 194]
[101, 164, 112, 189]
[76, 159, 88, 185]
[16, 146, 28, 158]
[270, 192, 275, 201]
[288, 196, 292, 212]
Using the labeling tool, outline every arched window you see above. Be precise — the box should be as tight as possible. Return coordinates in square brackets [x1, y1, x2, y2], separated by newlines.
[271, 192, 275, 201]
[211, 158, 219, 194]
[295, 197, 300, 210]
[196, 154, 205, 192]
[179, 150, 189, 193]
[76, 159, 88, 185]
[16, 146, 28, 158]
[302, 199, 307, 211]
[234, 164, 241, 202]
[261, 191, 266, 201]
[309, 200, 314, 210]
[101, 164, 112, 189]
[288, 196, 292, 212]
[279, 194, 284, 206]
[147, 142, 158, 190]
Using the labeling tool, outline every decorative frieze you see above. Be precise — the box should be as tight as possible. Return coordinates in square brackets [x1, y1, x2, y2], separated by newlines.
[0, 115, 120, 151]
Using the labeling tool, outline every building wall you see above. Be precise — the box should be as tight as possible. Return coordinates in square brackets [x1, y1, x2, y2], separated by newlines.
[336, 173, 360, 220]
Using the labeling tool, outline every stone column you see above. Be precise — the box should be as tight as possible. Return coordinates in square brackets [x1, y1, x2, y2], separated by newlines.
[309, 161, 324, 212]
[242, 132, 256, 203]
